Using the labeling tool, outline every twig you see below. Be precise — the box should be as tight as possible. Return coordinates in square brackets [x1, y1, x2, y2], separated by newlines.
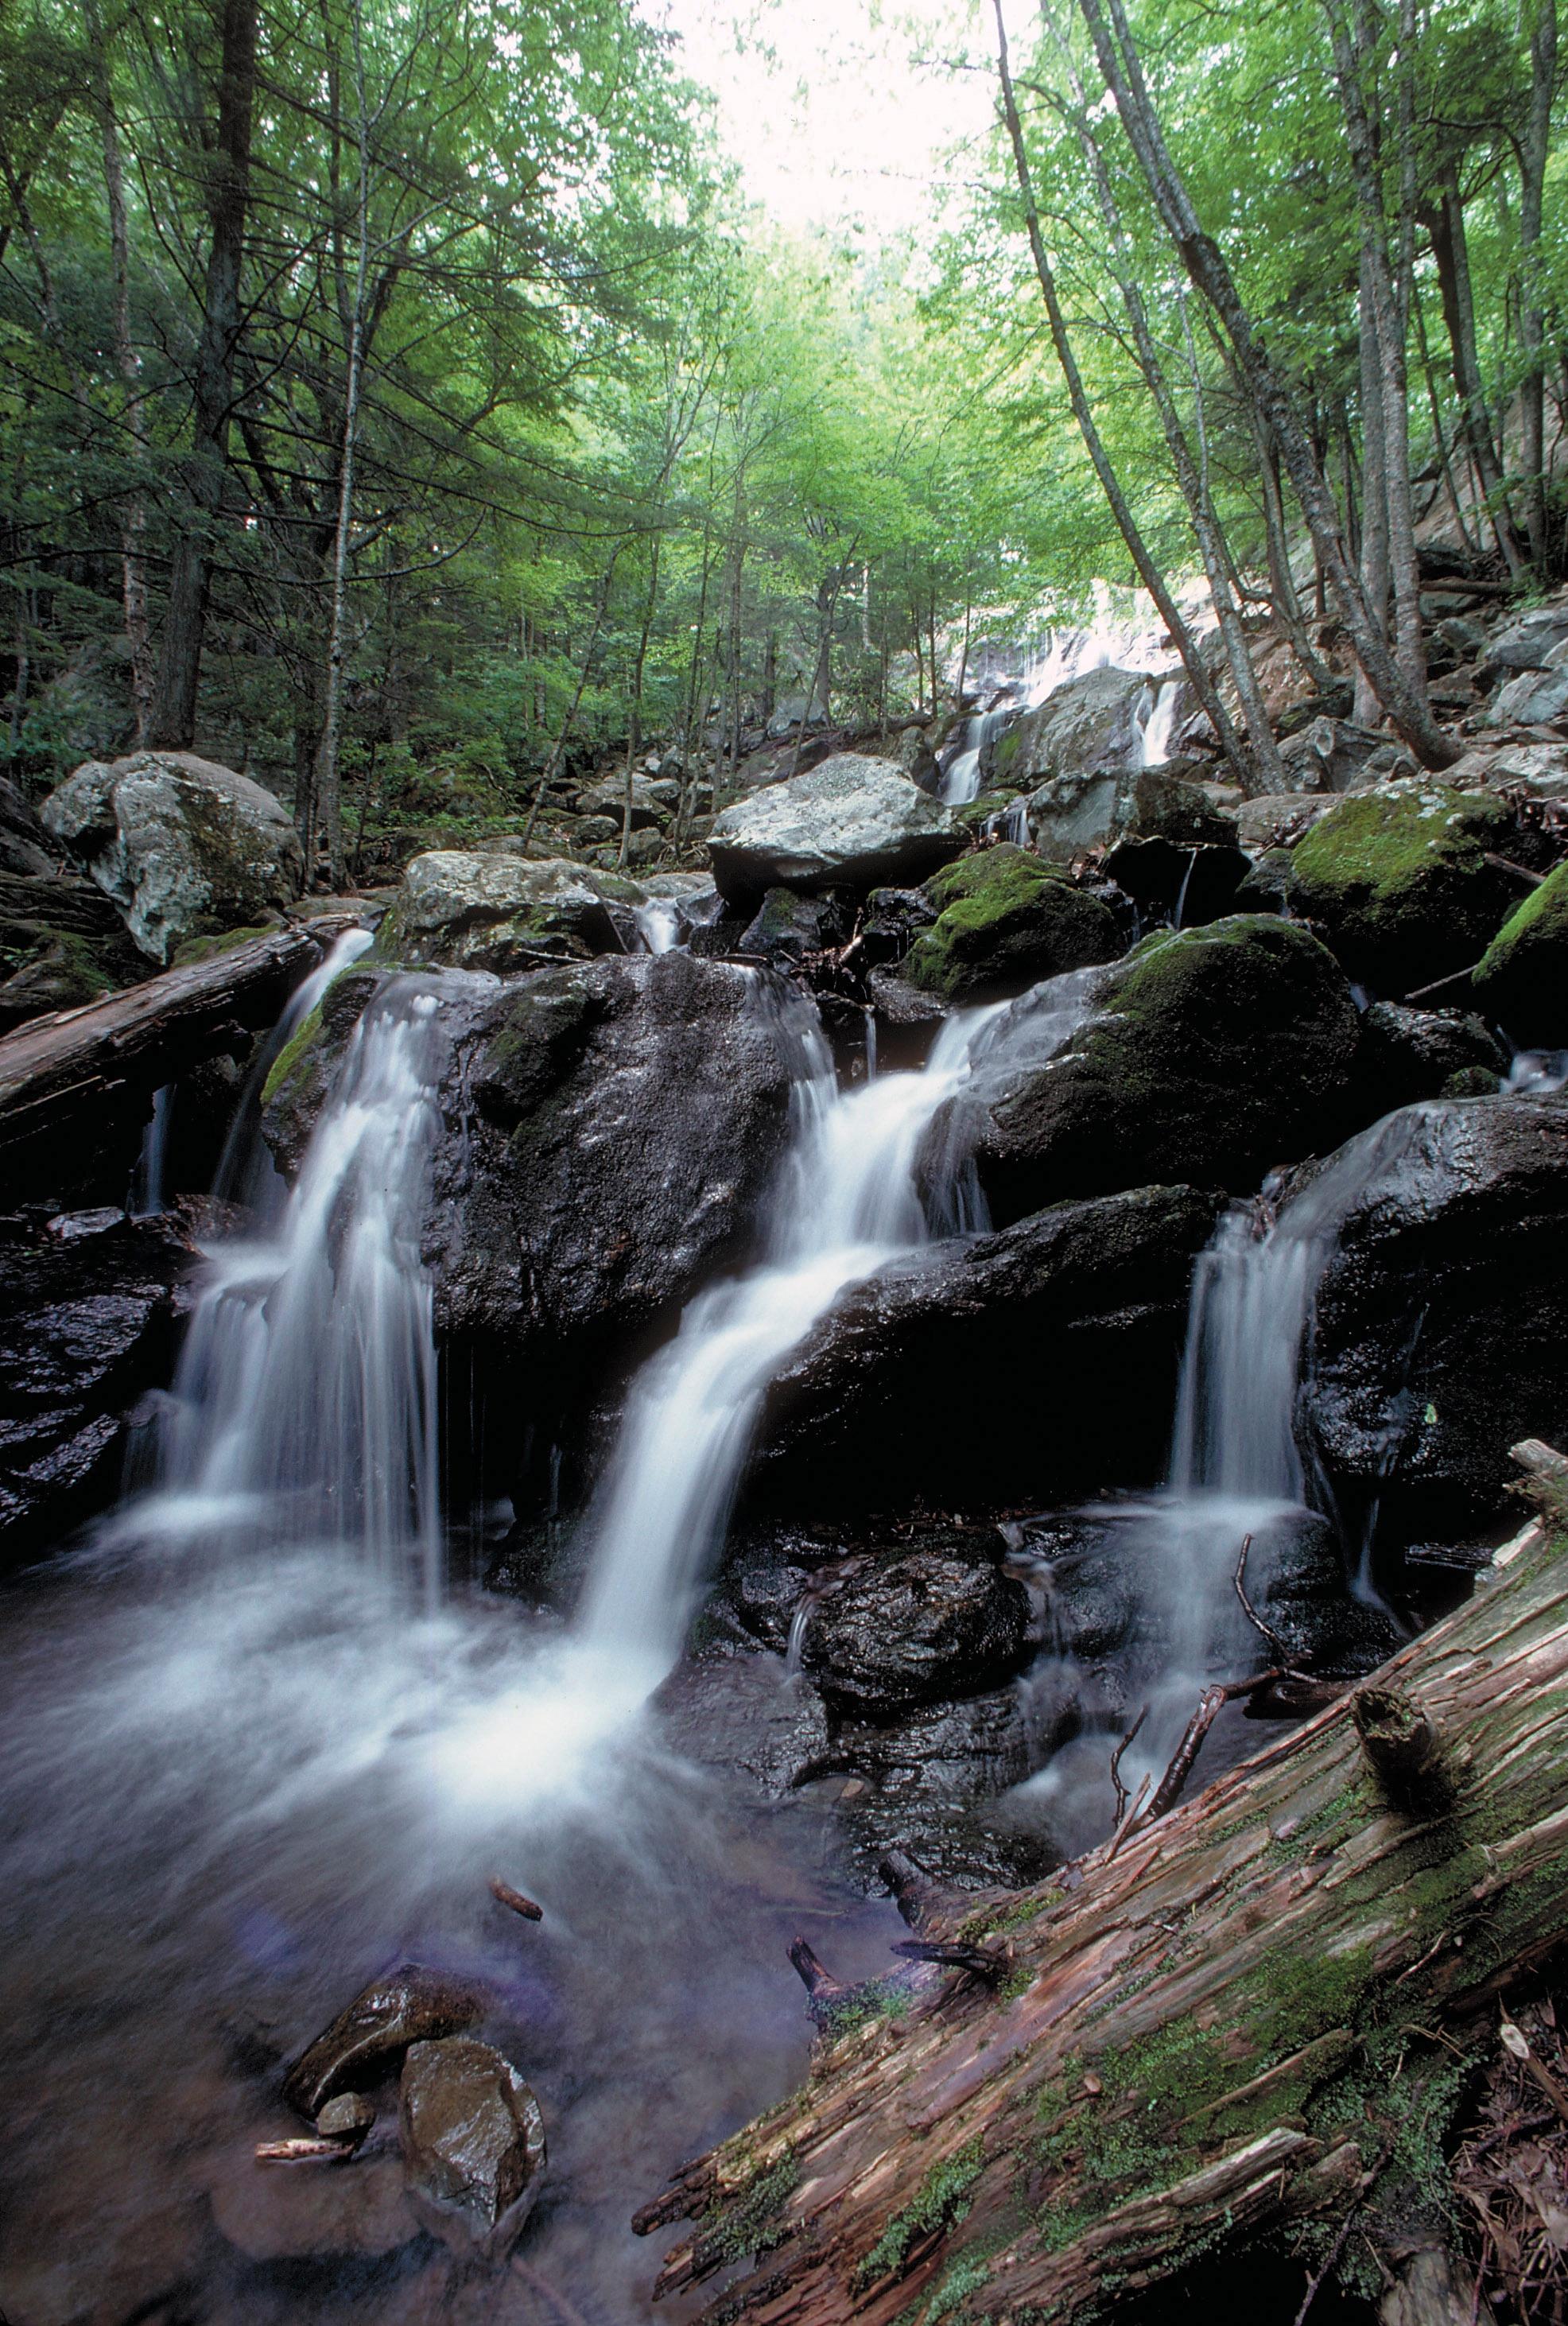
[1484, 852, 1547, 886]
[1404, 961, 1482, 1001]
[1110, 1704, 1149, 1824]
[1234, 1533, 1293, 1666]
[489, 1874, 544, 1921]
[1106, 1772, 1151, 1858]
[891, 1939, 1009, 1985]
[1146, 1686, 1228, 1822]
[254, 2138, 351, 2164]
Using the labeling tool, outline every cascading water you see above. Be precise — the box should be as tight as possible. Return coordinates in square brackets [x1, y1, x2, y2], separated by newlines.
[938, 704, 1013, 806]
[577, 976, 1102, 1671]
[139, 973, 455, 1599]
[1135, 677, 1180, 770]
[632, 896, 683, 954]
[126, 1081, 174, 1217]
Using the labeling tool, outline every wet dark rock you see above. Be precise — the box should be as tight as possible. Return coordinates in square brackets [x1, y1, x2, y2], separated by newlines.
[1102, 837, 1249, 926]
[860, 883, 938, 968]
[282, 1963, 486, 2119]
[0, 1207, 194, 1563]
[799, 1551, 1029, 1713]
[428, 953, 801, 1402]
[905, 846, 1120, 1001]
[316, 2091, 377, 2144]
[0, 862, 144, 1032]
[751, 1183, 1222, 1512]
[1244, 1509, 1403, 1672]
[1300, 1096, 1568, 1536]
[738, 884, 855, 962]
[655, 1650, 832, 1796]
[399, 2036, 546, 2260]
[952, 917, 1359, 1224]
[0, 772, 54, 876]
[1285, 780, 1516, 994]
[834, 1684, 1033, 1803]
[261, 966, 383, 1175]
[1123, 766, 1238, 848]
[1351, 1002, 1508, 1117]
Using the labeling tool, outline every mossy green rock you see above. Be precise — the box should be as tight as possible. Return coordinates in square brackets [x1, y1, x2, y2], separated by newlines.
[1287, 780, 1515, 994]
[1473, 859, 1568, 1047]
[906, 846, 1119, 1000]
[957, 915, 1360, 1222]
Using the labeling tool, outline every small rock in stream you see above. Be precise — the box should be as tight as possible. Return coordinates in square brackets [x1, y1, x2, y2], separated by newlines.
[316, 2091, 377, 2145]
[281, 1962, 486, 2118]
[399, 2035, 547, 2260]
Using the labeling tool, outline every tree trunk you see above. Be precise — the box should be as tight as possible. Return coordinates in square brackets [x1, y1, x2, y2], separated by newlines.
[83, 0, 153, 744]
[992, 3, 1260, 790]
[1428, 168, 1525, 576]
[1519, 0, 1558, 571]
[518, 546, 622, 856]
[146, 0, 259, 751]
[1074, 0, 1458, 768]
[0, 919, 350, 1167]
[1356, 251, 1392, 726]
[641, 1512, 1568, 2323]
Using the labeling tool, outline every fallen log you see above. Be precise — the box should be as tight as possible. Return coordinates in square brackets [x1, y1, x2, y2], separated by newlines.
[638, 1512, 1568, 2323]
[0, 918, 355, 1168]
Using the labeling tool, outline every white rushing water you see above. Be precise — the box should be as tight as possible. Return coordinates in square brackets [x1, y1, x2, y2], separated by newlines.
[1135, 677, 1181, 770]
[134, 964, 453, 1599]
[579, 969, 1103, 1672]
[126, 1082, 174, 1217]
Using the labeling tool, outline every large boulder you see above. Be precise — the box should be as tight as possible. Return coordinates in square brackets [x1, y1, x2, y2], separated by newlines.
[1351, 1001, 1507, 1115]
[1490, 664, 1568, 728]
[0, 864, 143, 1031]
[946, 917, 1360, 1226]
[1276, 718, 1403, 794]
[1477, 601, 1568, 685]
[905, 846, 1120, 1000]
[749, 1182, 1221, 1511]
[379, 851, 642, 971]
[281, 1962, 485, 2118]
[1472, 860, 1568, 1047]
[706, 755, 962, 904]
[1299, 1095, 1568, 1537]
[987, 666, 1149, 794]
[427, 953, 804, 1396]
[0, 1206, 194, 1564]
[41, 751, 305, 965]
[1284, 779, 1516, 993]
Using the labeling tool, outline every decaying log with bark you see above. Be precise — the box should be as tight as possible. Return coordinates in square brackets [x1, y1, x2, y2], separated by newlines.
[638, 1511, 1568, 2324]
[0, 918, 358, 1167]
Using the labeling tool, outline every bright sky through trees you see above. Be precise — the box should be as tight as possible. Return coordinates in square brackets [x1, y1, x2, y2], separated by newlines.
[650, 0, 993, 238]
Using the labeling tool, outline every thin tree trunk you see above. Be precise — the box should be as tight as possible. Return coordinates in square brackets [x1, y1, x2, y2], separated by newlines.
[1414, 278, 1481, 558]
[1519, 0, 1558, 570]
[1074, 0, 1458, 768]
[146, 0, 259, 751]
[992, 2, 1259, 790]
[619, 533, 662, 868]
[83, 0, 153, 744]
[311, 0, 371, 888]
[518, 548, 622, 856]
[1428, 167, 1526, 574]
[1325, 0, 1426, 701]
[1356, 250, 1392, 726]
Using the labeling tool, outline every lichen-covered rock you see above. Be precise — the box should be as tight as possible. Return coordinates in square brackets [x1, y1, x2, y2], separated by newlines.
[706, 754, 961, 904]
[751, 1183, 1221, 1511]
[1490, 665, 1568, 727]
[905, 846, 1120, 1000]
[0, 1207, 193, 1563]
[1473, 860, 1568, 1047]
[1284, 779, 1515, 993]
[1300, 1095, 1568, 1536]
[799, 1551, 1030, 1712]
[41, 751, 304, 965]
[379, 851, 642, 971]
[949, 917, 1359, 1225]
[399, 2037, 545, 2261]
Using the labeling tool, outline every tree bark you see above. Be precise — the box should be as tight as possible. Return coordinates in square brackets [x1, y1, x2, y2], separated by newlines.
[1074, 0, 1458, 768]
[1519, 0, 1558, 572]
[1427, 167, 1526, 576]
[991, 4, 1259, 790]
[0, 920, 348, 1166]
[641, 1512, 1568, 2322]
[146, 0, 259, 751]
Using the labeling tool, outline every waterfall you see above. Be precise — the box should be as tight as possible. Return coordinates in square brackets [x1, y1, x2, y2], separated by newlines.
[1135, 678, 1180, 770]
[938, 705, 1012, 806]
[126, 1082, 174, 1217]
[633, 898, 683, 954]
[134, 971, 459, 1602]
[577, 972, 1097, 1671]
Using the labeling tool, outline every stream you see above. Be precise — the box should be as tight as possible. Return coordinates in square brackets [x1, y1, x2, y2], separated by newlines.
[0, 938, 1445, 2324]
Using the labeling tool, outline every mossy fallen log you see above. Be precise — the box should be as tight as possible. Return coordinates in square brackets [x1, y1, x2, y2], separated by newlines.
[638, 1512, 1568, 2324]
[0, 918, 353, 1167]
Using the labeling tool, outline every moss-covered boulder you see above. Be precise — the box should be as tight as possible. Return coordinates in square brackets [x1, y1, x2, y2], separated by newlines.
[1472, 860, 1568, 1046]
[1285, 779, 1515, 994]
[949, 914, 1360, 1223]
[905, 846, 1120, 1000]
